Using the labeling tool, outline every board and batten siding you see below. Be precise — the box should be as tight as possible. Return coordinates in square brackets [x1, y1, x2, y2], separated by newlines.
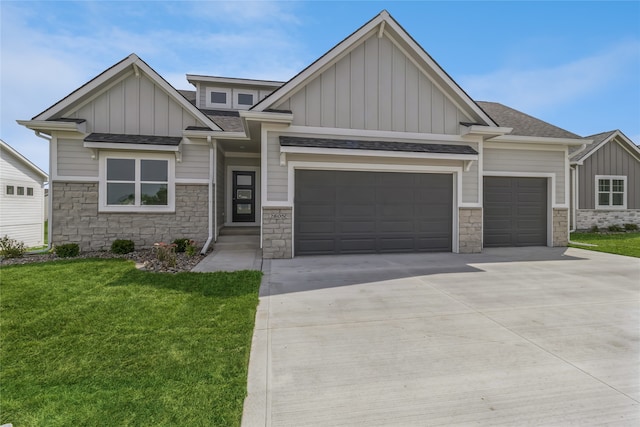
[216, 146, 225, 230]
[68, 73, 204, 136]
[578, 140, 640, 209]
[484, 148, 566, 205]
[0, 147, 46, 247]
[274, 33, 471, 133]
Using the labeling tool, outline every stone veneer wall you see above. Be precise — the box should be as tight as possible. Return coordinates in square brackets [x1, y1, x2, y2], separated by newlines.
[576, 209, 640, 230]
[262, 206, 292, 259]
[552, 208, 568, 247]
[458, 207, 482, 253]
[52, 182, 209, 251]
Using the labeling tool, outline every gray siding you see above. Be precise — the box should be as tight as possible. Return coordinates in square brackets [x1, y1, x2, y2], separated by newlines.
[484, 148, 566, 205]
[216, 146, 225, 229]
[462, 160, 479, 204]
[267, 133, 288, 202]
[275, 33, 471, 133]
[176, 143, 209, 180]
[226, 157, 260, 168]
[578, 139, 640, 209]
[69, 74, 203, 136]
[57, 139, 98, 177]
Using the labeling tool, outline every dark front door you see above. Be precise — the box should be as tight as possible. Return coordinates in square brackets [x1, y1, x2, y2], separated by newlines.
[232, 171, 256, 222]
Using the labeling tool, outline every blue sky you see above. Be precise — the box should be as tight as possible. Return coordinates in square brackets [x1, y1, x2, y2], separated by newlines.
[1, 0, 639, 173]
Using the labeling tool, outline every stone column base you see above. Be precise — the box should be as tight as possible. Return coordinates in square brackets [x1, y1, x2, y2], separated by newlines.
[262, 206, 293, 259]
[553, 208, 568, 247]
[459, 207, 482, 253]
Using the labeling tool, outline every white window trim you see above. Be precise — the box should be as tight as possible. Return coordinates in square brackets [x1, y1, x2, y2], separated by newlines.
[233, 89, 258, 110]
[99, 151, 175, 213]
[205, 87, 232, 109]
[595, 175, 627, 210]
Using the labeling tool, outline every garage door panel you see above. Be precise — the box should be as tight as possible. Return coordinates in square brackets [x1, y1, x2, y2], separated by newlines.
[295, 170, 452, 255]
[484, 177, 547, 248]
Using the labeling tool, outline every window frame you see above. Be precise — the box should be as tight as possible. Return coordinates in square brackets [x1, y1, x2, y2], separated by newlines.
[233, 89, 258, 109]
[205, 87, 232, 109]
[99, 152, 175, 213]
[27, 187, 34, 196]
[595, 175, 627, 210]
[17, 186, 24, 196]
[6, 185, 14, 195]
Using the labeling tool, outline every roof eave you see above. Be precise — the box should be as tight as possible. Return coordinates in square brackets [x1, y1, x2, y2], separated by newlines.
[239, 110, 294, 124]
[17, 119, 86, 134]
[461, 125, 513, 140]
[488, 135, 593, 146]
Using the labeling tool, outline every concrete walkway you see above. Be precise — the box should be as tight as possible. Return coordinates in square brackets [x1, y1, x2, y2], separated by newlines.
[190, 233, 262, 272]
[243, 247, 640, 426]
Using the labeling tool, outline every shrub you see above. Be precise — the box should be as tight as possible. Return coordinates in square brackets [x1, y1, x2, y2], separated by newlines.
[624, 223, 639, 231]
[0, 235, 26, 259]
[111, 239, 135, 254]
[172, 238, 191, 253]
[608, 224, 624, 232]
[154, 242, 177, 267]
[55, 243, 80, 258]
[589, 225, 599, 233]
[185, 242, 198, 257]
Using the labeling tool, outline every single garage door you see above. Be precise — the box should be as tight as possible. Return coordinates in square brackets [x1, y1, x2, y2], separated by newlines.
[483, 177, 547, 247]
[294, 170, 452, 255]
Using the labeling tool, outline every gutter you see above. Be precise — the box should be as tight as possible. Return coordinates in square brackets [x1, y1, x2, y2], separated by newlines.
[34, 131, 53, 252]
[200, 136, 215, 254]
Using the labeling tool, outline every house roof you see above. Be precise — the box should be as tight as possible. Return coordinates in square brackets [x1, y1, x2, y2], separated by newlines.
[476, 102, 581, 139]
[84, 133, 182, 146]
[570, 129, 640, 164]
[0, 139, 48, 180]
[199, 109, 245, 132]
[280, 136, 478, 155]
[252, 10, 497, 127]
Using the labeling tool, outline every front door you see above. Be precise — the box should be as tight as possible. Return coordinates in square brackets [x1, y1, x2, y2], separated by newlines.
[232, 171, 256, 222]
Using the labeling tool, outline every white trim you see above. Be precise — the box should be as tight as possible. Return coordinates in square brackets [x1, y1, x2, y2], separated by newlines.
[284, 125, 476, 143]
[487, 135, 589, 146]
[0, 139, 49, 180]
[205, 87, 232, 109]
[233, 89, 258, 110]
[484, 141, 571, 151]
[52, 176, 99, 182]
[83, 141, 180, 152]
[16, 119, 86, 135]
[564, 146, 570, 212]
[287, 161, 462, 253]
[280, 145, 478, 161]
[98, 151, 175, 213]
[187, 74, 283, 88]
[574, 131, 640, 165]
[175, 178, 209, 184]
[225, 165, 261, 227]
[594, 175, 627, 210]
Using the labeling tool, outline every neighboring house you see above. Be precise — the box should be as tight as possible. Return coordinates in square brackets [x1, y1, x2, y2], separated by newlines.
[19, 11, 597, 258]
[569, 130, 640, 230]
[0, 139, 48, 247]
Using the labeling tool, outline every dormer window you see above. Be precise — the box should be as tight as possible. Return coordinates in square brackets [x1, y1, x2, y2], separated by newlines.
[205, 87, 231, 108]
[234, 90, 257, 109]
[237, 93, 254, 106]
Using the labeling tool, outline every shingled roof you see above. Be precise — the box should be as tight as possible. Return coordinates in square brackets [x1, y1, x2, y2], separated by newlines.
[476, 101, 580, 139]
[280, 136, 478, 155]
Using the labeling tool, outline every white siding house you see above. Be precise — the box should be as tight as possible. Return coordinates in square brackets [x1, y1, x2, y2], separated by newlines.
[0, 140, 48, 248]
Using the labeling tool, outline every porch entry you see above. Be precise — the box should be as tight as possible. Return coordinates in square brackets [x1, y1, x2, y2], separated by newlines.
[232, 171, 256, 222]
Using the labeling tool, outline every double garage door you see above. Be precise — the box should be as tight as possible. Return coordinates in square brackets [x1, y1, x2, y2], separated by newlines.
[294, 170, 453, 255]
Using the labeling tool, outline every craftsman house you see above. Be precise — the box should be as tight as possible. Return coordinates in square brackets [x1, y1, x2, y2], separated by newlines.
[19, 11, 595, 258]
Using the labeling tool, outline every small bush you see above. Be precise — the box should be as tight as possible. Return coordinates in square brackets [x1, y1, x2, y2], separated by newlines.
[624, 223, 639, 231]
[589, 225, 599, 233]
[185, 242, 197, 257]
[173, 238, 191, 253]
[111, 239, 135, 254]
[55, 243, 80, 258]
[154, 242, 177, 267]
[0, 235, 26, 259]
[608, 224, 624, 232]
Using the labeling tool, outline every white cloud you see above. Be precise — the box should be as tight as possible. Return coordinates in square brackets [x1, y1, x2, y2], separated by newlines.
[460, 40, 640, 114]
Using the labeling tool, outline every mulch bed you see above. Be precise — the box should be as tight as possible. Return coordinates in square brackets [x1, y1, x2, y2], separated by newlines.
[0, 248, 210, 273]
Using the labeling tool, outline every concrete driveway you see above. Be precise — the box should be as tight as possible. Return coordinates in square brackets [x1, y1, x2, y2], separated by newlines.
[242, 247, 640, 426]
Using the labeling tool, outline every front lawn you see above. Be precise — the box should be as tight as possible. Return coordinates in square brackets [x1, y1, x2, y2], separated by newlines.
[0, 259, 261, 426]
[570, 232, 640, 258]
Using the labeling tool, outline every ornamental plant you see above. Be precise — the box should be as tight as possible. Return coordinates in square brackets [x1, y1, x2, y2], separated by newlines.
[0, 235, 26, 259]
[154, 242, 177, 268]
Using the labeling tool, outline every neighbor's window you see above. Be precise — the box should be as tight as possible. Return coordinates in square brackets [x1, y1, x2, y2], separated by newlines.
[17, 187, 24, 196]
[101, 155, 173, 212]
[6, 185, 14, 195]
[596, 175, 626, 209]
[27, 187, 34, 196]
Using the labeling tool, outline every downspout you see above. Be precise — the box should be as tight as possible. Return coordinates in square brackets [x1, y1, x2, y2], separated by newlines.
[570, 165, 577, 232]
[34, 131, 53, 251]
[200, 136, 215, 254]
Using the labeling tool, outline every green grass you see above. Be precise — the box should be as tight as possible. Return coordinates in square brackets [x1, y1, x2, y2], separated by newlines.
[570, 232, 640, 258]
[0, 259, 262, 426]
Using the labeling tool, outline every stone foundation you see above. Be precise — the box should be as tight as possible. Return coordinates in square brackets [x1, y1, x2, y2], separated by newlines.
[576, 209, 640, 230]
[458, 207, 482, 253]
[52, 182, 209, 251]
[552, 208, 568, 247]
[262, 206, 292, 259]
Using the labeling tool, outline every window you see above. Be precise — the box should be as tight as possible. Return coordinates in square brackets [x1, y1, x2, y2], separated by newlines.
[6, 185, 14, 195]
[205, 87, 231, 108]
[27, 187, 34, 196]
[237, 93, 254, 106]
[17, 187, 24, 195]
[233, 89, 258, 109]
[100, 154, 174, 212]
[596, 175, 626, 209]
